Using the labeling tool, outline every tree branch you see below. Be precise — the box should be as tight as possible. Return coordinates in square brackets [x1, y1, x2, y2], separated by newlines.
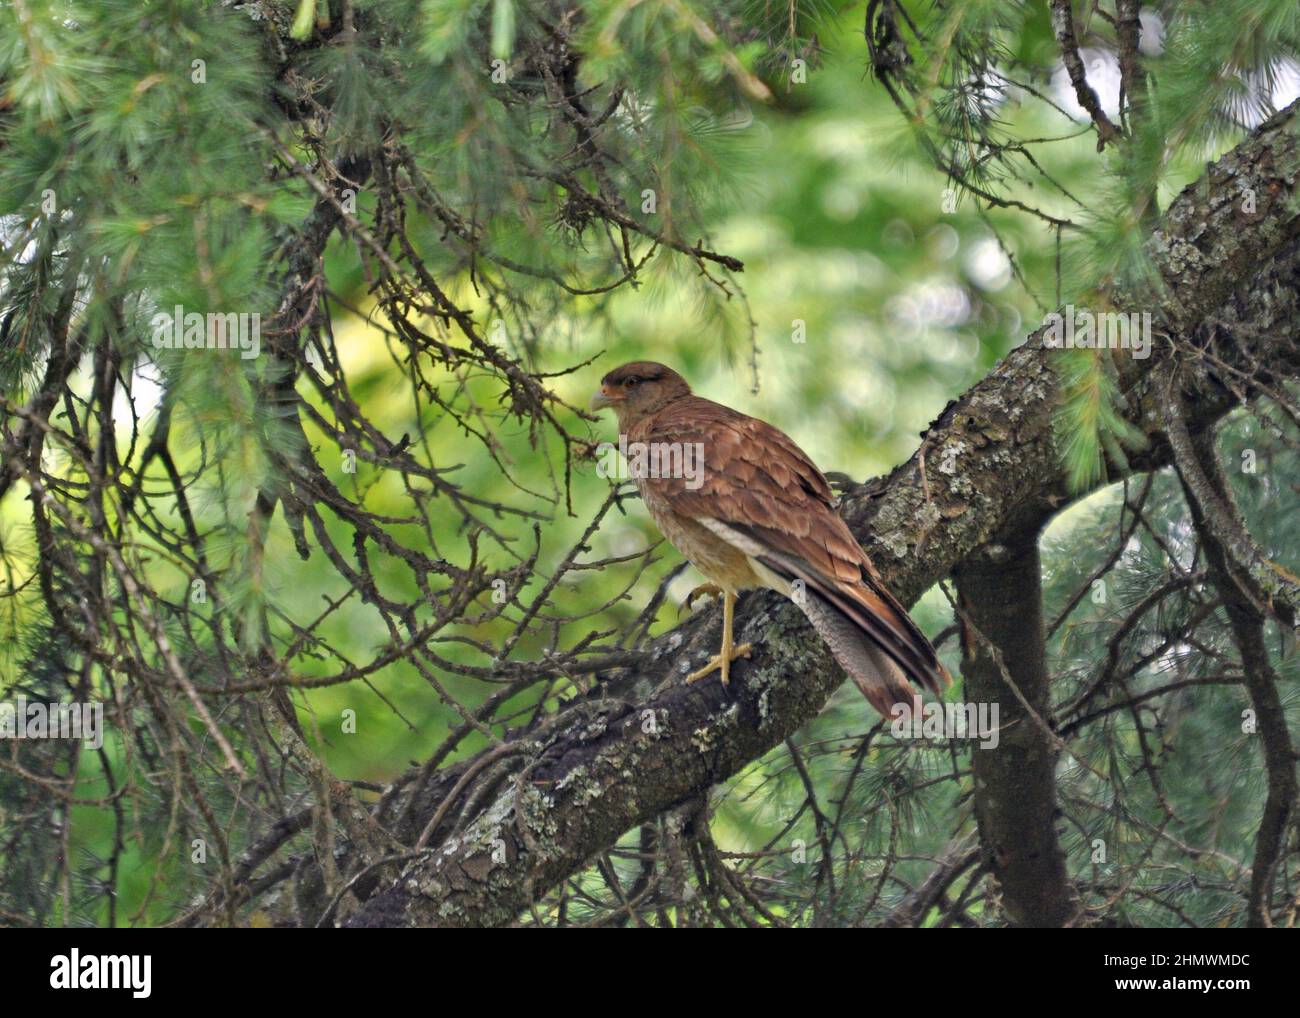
[1050, 0, 1124, 150]
[1175, 417, 1298, 927]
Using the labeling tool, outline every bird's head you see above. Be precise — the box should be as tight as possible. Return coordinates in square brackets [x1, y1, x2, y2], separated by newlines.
[589, 361, 691, 423]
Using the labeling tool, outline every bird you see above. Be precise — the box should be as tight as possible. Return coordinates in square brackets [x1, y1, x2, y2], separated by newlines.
[589, 360, 951, 717]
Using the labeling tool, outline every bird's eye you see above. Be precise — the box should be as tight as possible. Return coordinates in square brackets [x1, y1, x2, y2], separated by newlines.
[623, 377, 640, 388]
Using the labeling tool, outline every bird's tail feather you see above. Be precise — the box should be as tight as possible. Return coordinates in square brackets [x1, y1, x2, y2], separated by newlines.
[757, 552, 951, 717]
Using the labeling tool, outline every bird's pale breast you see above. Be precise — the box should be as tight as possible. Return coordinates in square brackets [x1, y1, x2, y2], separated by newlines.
[639, 482, 763, 594]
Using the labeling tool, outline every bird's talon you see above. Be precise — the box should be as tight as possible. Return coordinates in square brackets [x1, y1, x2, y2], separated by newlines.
[684, 642, 752, 686]
[684, 663, 715, 684]
[685, 656, 722, 684]
[680, 582, 725, 616]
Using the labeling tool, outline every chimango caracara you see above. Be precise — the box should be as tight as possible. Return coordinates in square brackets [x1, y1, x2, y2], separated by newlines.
[590, 361, 950, 716]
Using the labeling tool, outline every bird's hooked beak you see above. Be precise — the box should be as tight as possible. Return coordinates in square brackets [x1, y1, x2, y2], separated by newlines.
[589, 385, 618, 411]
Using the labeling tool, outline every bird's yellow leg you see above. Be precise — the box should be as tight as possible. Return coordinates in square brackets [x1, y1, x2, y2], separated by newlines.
[685, 590, 752, 686]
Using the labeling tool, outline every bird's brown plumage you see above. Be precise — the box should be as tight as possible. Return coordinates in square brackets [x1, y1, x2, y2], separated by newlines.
[592, 361, 951, 715]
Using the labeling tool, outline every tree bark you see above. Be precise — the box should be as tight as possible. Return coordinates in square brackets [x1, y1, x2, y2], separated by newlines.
[955, 537, 1076, 927]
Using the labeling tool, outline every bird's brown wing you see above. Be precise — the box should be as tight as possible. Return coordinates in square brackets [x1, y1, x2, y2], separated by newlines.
[634, 395, 950, 713]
